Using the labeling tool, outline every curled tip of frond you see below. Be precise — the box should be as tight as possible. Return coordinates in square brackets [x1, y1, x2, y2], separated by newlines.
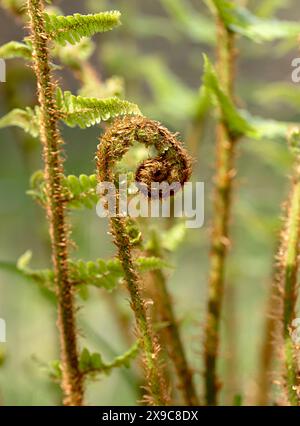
[97, 115, 192, 198]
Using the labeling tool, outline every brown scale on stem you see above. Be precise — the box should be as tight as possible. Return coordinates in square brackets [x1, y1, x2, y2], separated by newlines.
[96, 115, 192, 405]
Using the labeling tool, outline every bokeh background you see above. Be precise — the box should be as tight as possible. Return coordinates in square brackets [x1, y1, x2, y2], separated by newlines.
[0, 0, 299, 405]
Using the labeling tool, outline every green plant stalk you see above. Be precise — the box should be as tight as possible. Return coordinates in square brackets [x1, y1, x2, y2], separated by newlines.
[147, 240, 199, 406]
[27, 0, 83, 406]
[111, 216, 167, 405]
[204, 17, 237, 406]
[151, 268, 199, 405]
[277, 171, 300, 405]
[256, 284, 277, 406]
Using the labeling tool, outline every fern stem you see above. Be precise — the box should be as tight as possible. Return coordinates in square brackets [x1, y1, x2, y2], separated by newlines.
[204, 17, 237, 406]
[27, 0, 83, 406]
[276, 163, 300, 405]
[153, 268, 199, 405]
[111, 216, 167, 405]
[256, 283, 277, 406]
[147, 240, 199, 405]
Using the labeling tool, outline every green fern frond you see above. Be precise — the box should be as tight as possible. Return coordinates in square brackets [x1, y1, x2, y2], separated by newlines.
[203, 55, 256, 138]
[44, 11, 121, 45]
[206, 0, 300, 42]
[0, 90, 140, 135]
[17, 251, 55, 291]
[240, 111, 294, 141]
[135, 257, 172, 272]
[28, 171, 99, 209]
[79, 341, 139, 376]
[70, 258, 123, 291]
[0, 107, 40, 137]
[0, 41, 32, 60]
[56, 88, 141, 128]
[70, 256, 171, 290]
[78, 76, 124, 99]
[64, 174, 98, 209]
[53, 38, 95, 68]
[161, 223, 187, 252]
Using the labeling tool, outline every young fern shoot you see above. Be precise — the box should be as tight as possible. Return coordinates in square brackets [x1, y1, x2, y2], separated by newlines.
[27, 0, 83, 405]
[204, 9, 237, 406]
[96, 115, 191, 405]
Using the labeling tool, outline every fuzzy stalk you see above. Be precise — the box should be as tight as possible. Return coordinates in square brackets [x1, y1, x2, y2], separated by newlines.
[276, 165, 300, 405]
[27, 0, 83, 405]
[204, 17, 237, 406]
[256, 253, 280, 407]
[111, 216, 167, 405]
[147, 240, 199, 406]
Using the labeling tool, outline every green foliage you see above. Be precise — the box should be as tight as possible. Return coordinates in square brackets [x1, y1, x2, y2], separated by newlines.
[28, 171, 98, 209]
[241, 111, 293, 142]
[202, 56, 295, 143]
[15, 249, 171, 295]
[44, 11, 121, 45]
[161, 223, 187, 252]
[146, 224, 187, 254]
[0, 41, 32, 60]
[71, 256, 171, 291]
[79, 341, 139, 376]
[1, 0, 26, 17]
[288, 127, 300, 157]
[206, 0, 300, 42]
[0, 90, 140, 135]
[16, 251, 55, 292]
[53, 38, 95, 68]
[56, 88, 141, 128]
[0, 107, 40, 137]
[202, 55, 256, 138]
[161, 0, 214, 44]
[254, 83, 300, 110]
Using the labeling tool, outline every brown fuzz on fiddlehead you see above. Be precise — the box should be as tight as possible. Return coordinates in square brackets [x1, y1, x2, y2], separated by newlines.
[96, 115, 192, 405]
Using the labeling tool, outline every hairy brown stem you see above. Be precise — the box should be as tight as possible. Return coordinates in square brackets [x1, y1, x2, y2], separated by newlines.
[147, 239, 199, 406]
[111, 216, 168, 405]
[275, 164, 300, 405]
[204, 17, 237, 406]
[256, 285, 277, 406]
[27, 0, 83, 406]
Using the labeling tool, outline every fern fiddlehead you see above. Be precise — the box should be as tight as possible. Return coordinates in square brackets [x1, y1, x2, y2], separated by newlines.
[96, 115, 191, 405]
[27, 0, 83, 405]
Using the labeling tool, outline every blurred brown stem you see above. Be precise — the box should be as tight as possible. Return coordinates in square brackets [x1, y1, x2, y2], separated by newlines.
[204, 16, 237, 406]
[147, 240, 199, 406]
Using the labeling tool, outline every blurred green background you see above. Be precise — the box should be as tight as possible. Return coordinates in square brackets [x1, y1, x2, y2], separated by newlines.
[0, 0, 299, 405]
